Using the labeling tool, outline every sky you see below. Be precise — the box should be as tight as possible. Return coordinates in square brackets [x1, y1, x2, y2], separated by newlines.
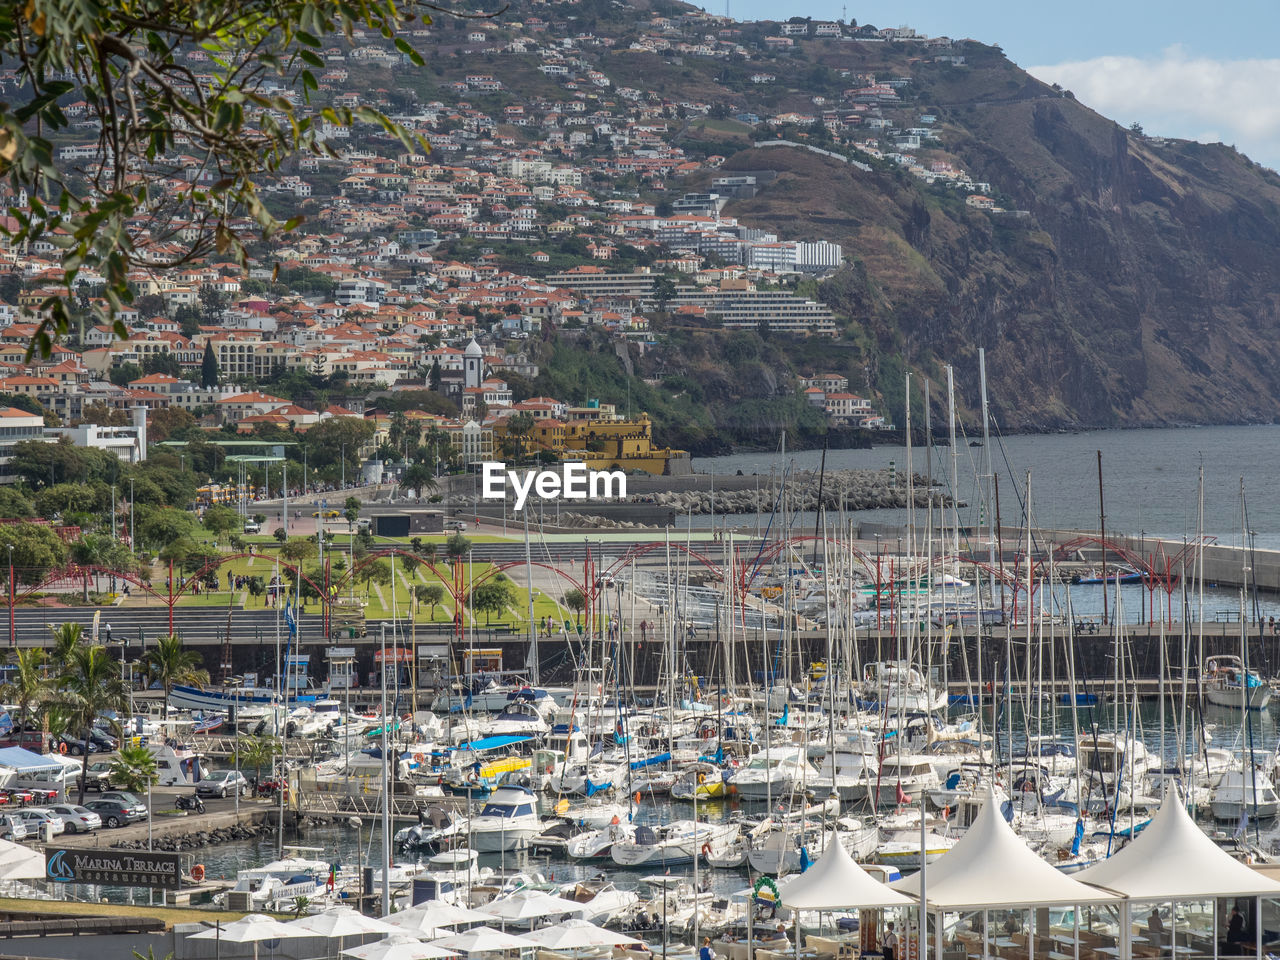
[696, 0, 1280, 169]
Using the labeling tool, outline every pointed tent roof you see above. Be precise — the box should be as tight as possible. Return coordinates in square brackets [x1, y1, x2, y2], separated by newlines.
[891, 788, 1118, 909]
[777, 831, 914, 910]
[1075, 787, 1280, 899]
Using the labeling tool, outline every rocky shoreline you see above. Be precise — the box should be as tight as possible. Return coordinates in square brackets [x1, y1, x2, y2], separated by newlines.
[108, 815, 338, 853]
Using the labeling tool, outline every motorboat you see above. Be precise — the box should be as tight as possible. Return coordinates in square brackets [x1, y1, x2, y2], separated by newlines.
[870, 754, 941, 806]
[558, 877, 640, 925]
[1203, 655, 1272, 710]
[610, 819, 739, 868]
[726, 746, 811, 800]
[565, 819, 635, 862]
[670, 763, 727, 801]
[1210, 766, 1280, 821]
[468, 785, 543, 852]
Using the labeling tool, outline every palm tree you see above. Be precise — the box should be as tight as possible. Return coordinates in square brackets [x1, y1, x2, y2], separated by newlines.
[1, 648, 48, 728]
[231, 735, 282, 785]
[109, 742, 158, 794]
[48, 622, 84, 661]
[140, 634, 210, 716]
[57, 644, 128, 803]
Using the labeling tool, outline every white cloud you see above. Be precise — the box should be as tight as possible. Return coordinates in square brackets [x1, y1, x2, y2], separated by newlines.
[1029, 46, 1280, 170]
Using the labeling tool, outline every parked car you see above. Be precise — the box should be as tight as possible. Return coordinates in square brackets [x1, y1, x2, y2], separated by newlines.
[196, 770, 250, 798]
[98, 791, 148, 818]
[78, 760, 114, 792]
[0, 814, 29, 842]
[51, 732, 103, 756]
[243, 520, 261, 534]
[15, 808, 65, 837]
[83, 799, 144, 828]
[53, 729, 117, 756]
[444, 519, 468, 531]
[46, 804, 101, 834]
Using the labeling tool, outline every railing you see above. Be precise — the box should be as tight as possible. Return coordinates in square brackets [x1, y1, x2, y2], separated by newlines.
[192, 735, 317, 759]
[298, 791, 444, 820]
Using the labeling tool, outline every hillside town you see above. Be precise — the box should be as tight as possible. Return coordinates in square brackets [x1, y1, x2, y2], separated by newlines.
[0, 5, 1019, 478]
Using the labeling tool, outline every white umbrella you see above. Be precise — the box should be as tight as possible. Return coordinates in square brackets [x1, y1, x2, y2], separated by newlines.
[389, 901, 494, 937]
[190, 915, 308, 943]
[428, 925, 538, 955]
[287, 907, 402, 939]
[478, 891, 586, 923]
[0, 837, 46, 880]
[189, 914, 308, 960]
[342, 934, 461, 960]
[520, 919, 642, 950]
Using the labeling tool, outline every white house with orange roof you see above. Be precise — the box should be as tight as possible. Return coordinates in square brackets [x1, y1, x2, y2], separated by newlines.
[216, 391, 290, 424]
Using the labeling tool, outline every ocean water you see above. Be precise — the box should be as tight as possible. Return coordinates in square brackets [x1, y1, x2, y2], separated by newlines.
[691, 424, 1280, 547]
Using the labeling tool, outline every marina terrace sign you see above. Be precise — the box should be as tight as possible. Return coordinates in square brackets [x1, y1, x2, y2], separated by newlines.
[481, 462, 626, 512]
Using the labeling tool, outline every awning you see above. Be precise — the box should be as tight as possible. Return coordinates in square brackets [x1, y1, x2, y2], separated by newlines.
[0, 747, 64, 773]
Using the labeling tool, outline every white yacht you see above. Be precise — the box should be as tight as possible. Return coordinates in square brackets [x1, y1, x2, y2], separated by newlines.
[870, 753, 942, 806]
[1203, 655, 1272, 710]
[469, 785, 543, 852]
[610, 819, 739, 868]
[1210, 766, 1280, 821]
[726, 746, 812, 800]
[565, 819, 635, 862]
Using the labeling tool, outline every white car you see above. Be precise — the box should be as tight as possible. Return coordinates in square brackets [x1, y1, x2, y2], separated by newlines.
[46, 803, 102, 834]
[15, 808, 65, 837]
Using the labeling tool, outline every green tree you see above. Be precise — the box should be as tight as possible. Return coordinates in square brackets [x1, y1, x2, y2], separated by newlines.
[202, 505, 241, 536]
[109, 743, 158, 795]
[57, 644, 128, 803]
[445, 532, 472, 561]
[472, 576, 516, 626]
[138, 508, 201, 548]
[141, 634, 210, 716]
[562, 588, 586, 626]
[1, 648, 49, 728]
[278, 537, 318, 564]
[7, 0, 434, 361]
[505, 412, 536, 461]
[343, 496, 362, 530]
[273, 527, 288, 543]
[359, 558, 392, 598]
[0, 522, 69, 585]
[231, 734, 282, 784]
[108, 363, 143, 388]
[400, 463, 437, 498]
[200, 341, 219, 388]
[0, 487, 33, 519]
[416, 583, 445, 621]
[48, 622, 85, 662]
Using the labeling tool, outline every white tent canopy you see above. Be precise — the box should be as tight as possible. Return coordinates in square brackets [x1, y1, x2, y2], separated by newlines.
[189, 915, 309, 943]
[478, 891, 586, 922]
[342, 934, 461, 960]
[285, 907, 402, 939]
[0, 836, 46, 879]
[428, 925, 537, 955]
[388, 901, 493, 936]
[519, 919, 643, 950]
[1076, 787, 1280, 899]
[778, 831, 914, 910]
[892, 788, 1119, 909]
